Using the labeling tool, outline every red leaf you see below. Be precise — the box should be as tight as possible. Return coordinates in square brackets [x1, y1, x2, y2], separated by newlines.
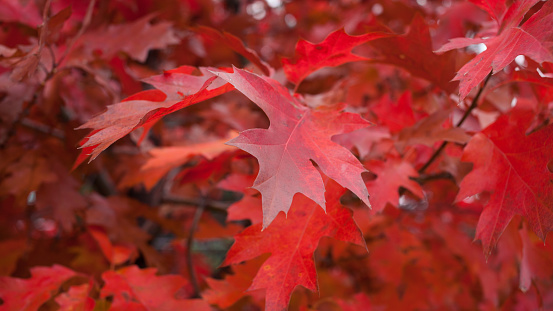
[282, 28, 390, 86]
[0, 265, 77, 311]
[76, 66, 233, 163]
[455, 107, 553, 256]
[100, 265, 211, 311]
[437, 0, 553, 100]
[211, 67, 371, 228]
[368, 15, 458, 93]
[55, 284, 95, 311]
[370, 91, 416, 133]
[0, 239, 28, 276]
[137, 131, 237, 190]
[88, 225, 135, 266]
[518, 224, 553, 292]
[219, 172, 263, 224]
[397, 109, 471, 149]
[202, 257, 266, 308]
[79, 14, 179, 62]
[365, 157, 424, 213]
[469, 0, 507, 23]
[195, 26, 273, 76]
[223, 179, 365, 311]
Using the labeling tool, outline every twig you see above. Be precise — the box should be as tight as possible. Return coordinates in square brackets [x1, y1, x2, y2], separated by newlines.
[410, 171, 455, 184]
[37, 0, 52, 56]
[56, 0, 96, 67]
[418, 73, 492, 174]
[20, 118, 65, 139]
[186, 196, 206, 298]
[162, 193, 231, 213]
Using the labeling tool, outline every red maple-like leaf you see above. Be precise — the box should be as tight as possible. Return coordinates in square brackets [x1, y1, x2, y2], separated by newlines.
[282, 28, 390, 87]
[223, 179, 366, 311]
[455, 106, 553, 256]
[370, 91, 416, 133]
[195, 26, 273, 76]
[437, 0, 553, 100]
[135, 131, 237, 190]
[100, 265, 211, 311]
[367, 14, 459, 93]
[0, 265, 77, 311]
[218, 172, 264, 224]
[469, 0, 507, 23]
[55, 284, 95, 311]
[78, 14, 180, 63]
[396, 109, 471, 149]
[211, 67, 371, 228]
[364, 157, 424, 212]
[202, 257, 266, 309]
[75, 66, 233, 166]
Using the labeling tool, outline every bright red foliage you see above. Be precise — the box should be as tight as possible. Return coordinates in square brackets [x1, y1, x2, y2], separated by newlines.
[1, 0, 553, 310]
[456, 105, 553, 256]
[212, 67, 371, 227]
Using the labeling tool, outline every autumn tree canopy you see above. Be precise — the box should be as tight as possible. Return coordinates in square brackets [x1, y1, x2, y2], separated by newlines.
[1, 0, 553, 310]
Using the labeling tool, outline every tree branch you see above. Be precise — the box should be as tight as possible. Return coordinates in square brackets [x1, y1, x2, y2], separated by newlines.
[418, 73, 492, 174]
[161, 194, 231, 213]
[186, 196, 206, 298]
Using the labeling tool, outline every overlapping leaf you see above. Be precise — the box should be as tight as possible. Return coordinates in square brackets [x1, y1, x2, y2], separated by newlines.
[55, 284, 95, 311]
[368, 15, 459, 93]
[0, 265, 77, 311]
[437, 0, 553, 100]
[74, 66, 233, 166]
[100, 265, 211, 310]
[211, 67, 371, 227]
[196, 26, 272, 76]
[223, 179, 365, 311]
[282, 28, 390, 86]
[364, 157, 424, 212]
[78, 14, 180, 62]
[456, 107, 553, 255]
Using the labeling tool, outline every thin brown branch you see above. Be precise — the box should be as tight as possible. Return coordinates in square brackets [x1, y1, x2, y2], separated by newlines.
[56, 0, 96, 67]
[410, 171, 455, 184]
[20, 118, 65, 139]
[37, 0, 52, 56]
[161, 193, 231, 213]
[418, 73, 492, 174]
[186, 197, 206, 298]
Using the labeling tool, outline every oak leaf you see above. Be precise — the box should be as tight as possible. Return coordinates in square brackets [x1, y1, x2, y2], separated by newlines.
[396, 109, 471, 149]
[75, 66, 233, 166]
[368, 15, 458, 93]
[282, 28, 390, 86]
[456, 107, 553, 255]
[202, 257, 266, 308]
[0, 265, 77, 311]
[364, 157, 424, 212]
[55, 284, 95, 311]
[223, 179, 366, 311]
[137, 131, 238, 190]
[437, 0, 553, 100]
[211, 67, 371, 228]
[100, 265, 211, 311]
[469, 0, 507, 23]
[196, 26, 272, 76]
[79, 14, 179, 62]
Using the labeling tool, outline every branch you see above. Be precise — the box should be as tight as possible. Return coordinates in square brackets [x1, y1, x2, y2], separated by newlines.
[161, 194, 231, 213]
[56, 0, 96, 67]
[186, 197, 206, 298]
[418, 73, 492, 174]
[410, 171, 455, 184]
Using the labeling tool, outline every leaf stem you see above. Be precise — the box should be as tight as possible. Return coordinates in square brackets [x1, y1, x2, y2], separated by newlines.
[418, 73, 492, 174]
